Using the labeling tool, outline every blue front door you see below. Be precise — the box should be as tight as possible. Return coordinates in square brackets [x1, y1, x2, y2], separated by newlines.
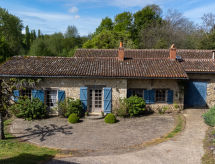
[184, 81, 207, 108]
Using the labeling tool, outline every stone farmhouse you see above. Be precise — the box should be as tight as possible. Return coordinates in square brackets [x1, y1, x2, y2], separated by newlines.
[0, 43, 214, 114]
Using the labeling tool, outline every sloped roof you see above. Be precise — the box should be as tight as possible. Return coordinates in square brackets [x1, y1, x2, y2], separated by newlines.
[181, 59, 215, 72]
[0, 56, 188, 79]
[74, 49, 214, 59]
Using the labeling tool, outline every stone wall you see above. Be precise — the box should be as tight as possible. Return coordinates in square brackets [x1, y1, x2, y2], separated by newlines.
[127, 79, 184, 113]
[37, 78, 183, 113]
[188, 74, 215, 108]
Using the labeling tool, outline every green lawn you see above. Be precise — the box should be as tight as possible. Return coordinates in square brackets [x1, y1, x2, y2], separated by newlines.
[0, 119, 58, 164]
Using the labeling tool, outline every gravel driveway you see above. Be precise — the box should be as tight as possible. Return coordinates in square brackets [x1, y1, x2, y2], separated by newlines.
[10, 114, 174, 156]
[47, 109, 207, 164]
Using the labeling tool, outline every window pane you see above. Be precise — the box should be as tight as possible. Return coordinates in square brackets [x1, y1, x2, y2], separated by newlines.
[155, 89, 166, 102]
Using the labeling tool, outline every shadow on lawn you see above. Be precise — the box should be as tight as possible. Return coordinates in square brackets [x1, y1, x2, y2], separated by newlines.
[0, 153, 80, 164]
[8, 124, 73, 142]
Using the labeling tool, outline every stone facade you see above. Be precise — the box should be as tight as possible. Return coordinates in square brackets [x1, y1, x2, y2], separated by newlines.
[127, 79, 184, 113]
[37, 78, 183, 113]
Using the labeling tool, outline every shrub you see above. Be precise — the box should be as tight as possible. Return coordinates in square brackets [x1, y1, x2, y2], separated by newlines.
[203, 107, 215, 126]
[59, 98, 84, 118]
[104, 113, 116, 124]
[10, 96, 48, 120]
[126, 96, 146, 117]
[158, 106, 168, 114]
[68, 113, 80, 124]
[114, 98, 129, 117]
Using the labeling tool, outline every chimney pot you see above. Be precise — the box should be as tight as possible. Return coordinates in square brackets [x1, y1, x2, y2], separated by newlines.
[212, 51, 215, 59]
[169, 44, 176, 60]
[118, 42, 124, 61]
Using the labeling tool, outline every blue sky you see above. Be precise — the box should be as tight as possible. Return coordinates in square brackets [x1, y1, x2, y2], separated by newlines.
[0, 0, 215, 36]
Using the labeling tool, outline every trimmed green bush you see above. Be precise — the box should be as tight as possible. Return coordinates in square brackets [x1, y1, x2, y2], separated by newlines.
[10, 96, 48, 120]
[104, 113, 116, 124]
[126, 96, 146, 117]
[203, 107, 215, 126]
[68, 113, 80, 124]
[59, 98, 84, 118]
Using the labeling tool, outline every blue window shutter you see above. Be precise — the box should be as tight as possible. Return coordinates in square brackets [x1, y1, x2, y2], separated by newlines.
[38, 90, 44, 102]
[80, 87, 88, 111]
[144, 90, 155, 104]
[13, 90, 19, 102]
[127, 89, 132, 98]
[167, 90, 174, 104]
[32, 90, 44, 102]
[104, 87, 112, 113]
[58, 90, 65, 103]
[149, 90, 155, 104]
[144, 90, 150, 104]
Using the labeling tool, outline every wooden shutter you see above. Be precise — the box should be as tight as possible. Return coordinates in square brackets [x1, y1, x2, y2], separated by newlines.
[32, 90, 44, 102]
[58, 90, 65, 103]
[144, 90, 155, 104]
[13, 90, 19, 102]
[80, 87, 88, 111]
[104, 87, 112, 113]
[167, 90, 174, 104]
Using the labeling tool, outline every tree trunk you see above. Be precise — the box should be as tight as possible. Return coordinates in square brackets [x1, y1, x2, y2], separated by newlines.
[0, 112, 5, 139]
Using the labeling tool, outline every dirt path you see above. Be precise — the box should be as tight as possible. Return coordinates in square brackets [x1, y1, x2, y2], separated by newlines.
[47, 109, 208, 164]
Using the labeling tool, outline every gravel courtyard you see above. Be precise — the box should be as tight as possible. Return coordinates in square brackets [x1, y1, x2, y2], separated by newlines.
[10, 115, 175, 156]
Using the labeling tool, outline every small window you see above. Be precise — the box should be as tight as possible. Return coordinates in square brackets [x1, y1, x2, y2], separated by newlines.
[129, 89, 144, 98]
[46, 90, 57, 108]
[155, 89, 167, 102]
[21, 89, 32, 99]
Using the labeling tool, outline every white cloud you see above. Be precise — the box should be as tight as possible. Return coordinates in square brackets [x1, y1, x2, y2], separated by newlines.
[69, 6, 79, 13]
[15, 10, 100, 35]
[184, 3, 215, 22]
[74, 15, 80, 19]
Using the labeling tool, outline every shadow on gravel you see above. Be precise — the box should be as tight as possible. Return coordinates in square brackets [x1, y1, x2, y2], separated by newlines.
[8, 124, 73, 142]
[47, 159, 80, 164]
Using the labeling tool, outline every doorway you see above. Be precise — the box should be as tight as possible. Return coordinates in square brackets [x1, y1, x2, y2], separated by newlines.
[89, 87, 103, 113]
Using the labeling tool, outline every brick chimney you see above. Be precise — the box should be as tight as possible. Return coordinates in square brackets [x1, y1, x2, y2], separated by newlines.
[169, 44, 176, 60]
[118, 42, 124, 61]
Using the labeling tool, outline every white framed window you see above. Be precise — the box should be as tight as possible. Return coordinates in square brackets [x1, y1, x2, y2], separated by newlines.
[155, 89, 167, 102]
[45, 90, 58, 108]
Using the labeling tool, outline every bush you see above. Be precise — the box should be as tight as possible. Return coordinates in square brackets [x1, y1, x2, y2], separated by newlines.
[10, 96, 48, 120]
[104, 113, 116, 124]
[59, 98, 84, 118]
[203, 107, 215, 126]
[68, 113, 80, 124]
[126, 96, 146, 117]
[114, 98, 129, 117]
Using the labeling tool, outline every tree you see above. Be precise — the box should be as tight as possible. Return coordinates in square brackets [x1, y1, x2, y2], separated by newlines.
[64, 25, 79, 38]
[114, 12, 133, 33]
[83, 30, 118, 49]
[201, 13, 215, 33]
[133, 5, 163, 47]
[38, 29, 42, 38]
[95, 17, 113, 35]
[0, 78, 41, 140]
[0, 7, 23, 58]
[25, 26, 30, 50]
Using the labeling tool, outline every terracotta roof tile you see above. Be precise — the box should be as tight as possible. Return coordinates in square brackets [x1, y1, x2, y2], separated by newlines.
[0, 56, 188, 79]
[74, 49, 214, 59]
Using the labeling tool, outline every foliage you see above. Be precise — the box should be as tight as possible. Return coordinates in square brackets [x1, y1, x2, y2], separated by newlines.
[114, 98, 129, 117]
[158, 106, 169, 114]
[0, 7, 23, 61]
[104, 113, 116, 124]
[126, 96, 146, 117]
[165, 115, 183, 138]
[10, 97, 48, 120]
[64, 25, 79, 38]
[68, 113, 80, 124]
[0, 120, 58, 164]
[95, 17, 113, 35]
[59, 98, 84, 118]
[203, 107, 215, 126]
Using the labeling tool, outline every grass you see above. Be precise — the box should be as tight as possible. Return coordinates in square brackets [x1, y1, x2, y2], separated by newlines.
[202, 127, 215, 164]
[0, 119, 58, 164]
[165, 115, 184, 139]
